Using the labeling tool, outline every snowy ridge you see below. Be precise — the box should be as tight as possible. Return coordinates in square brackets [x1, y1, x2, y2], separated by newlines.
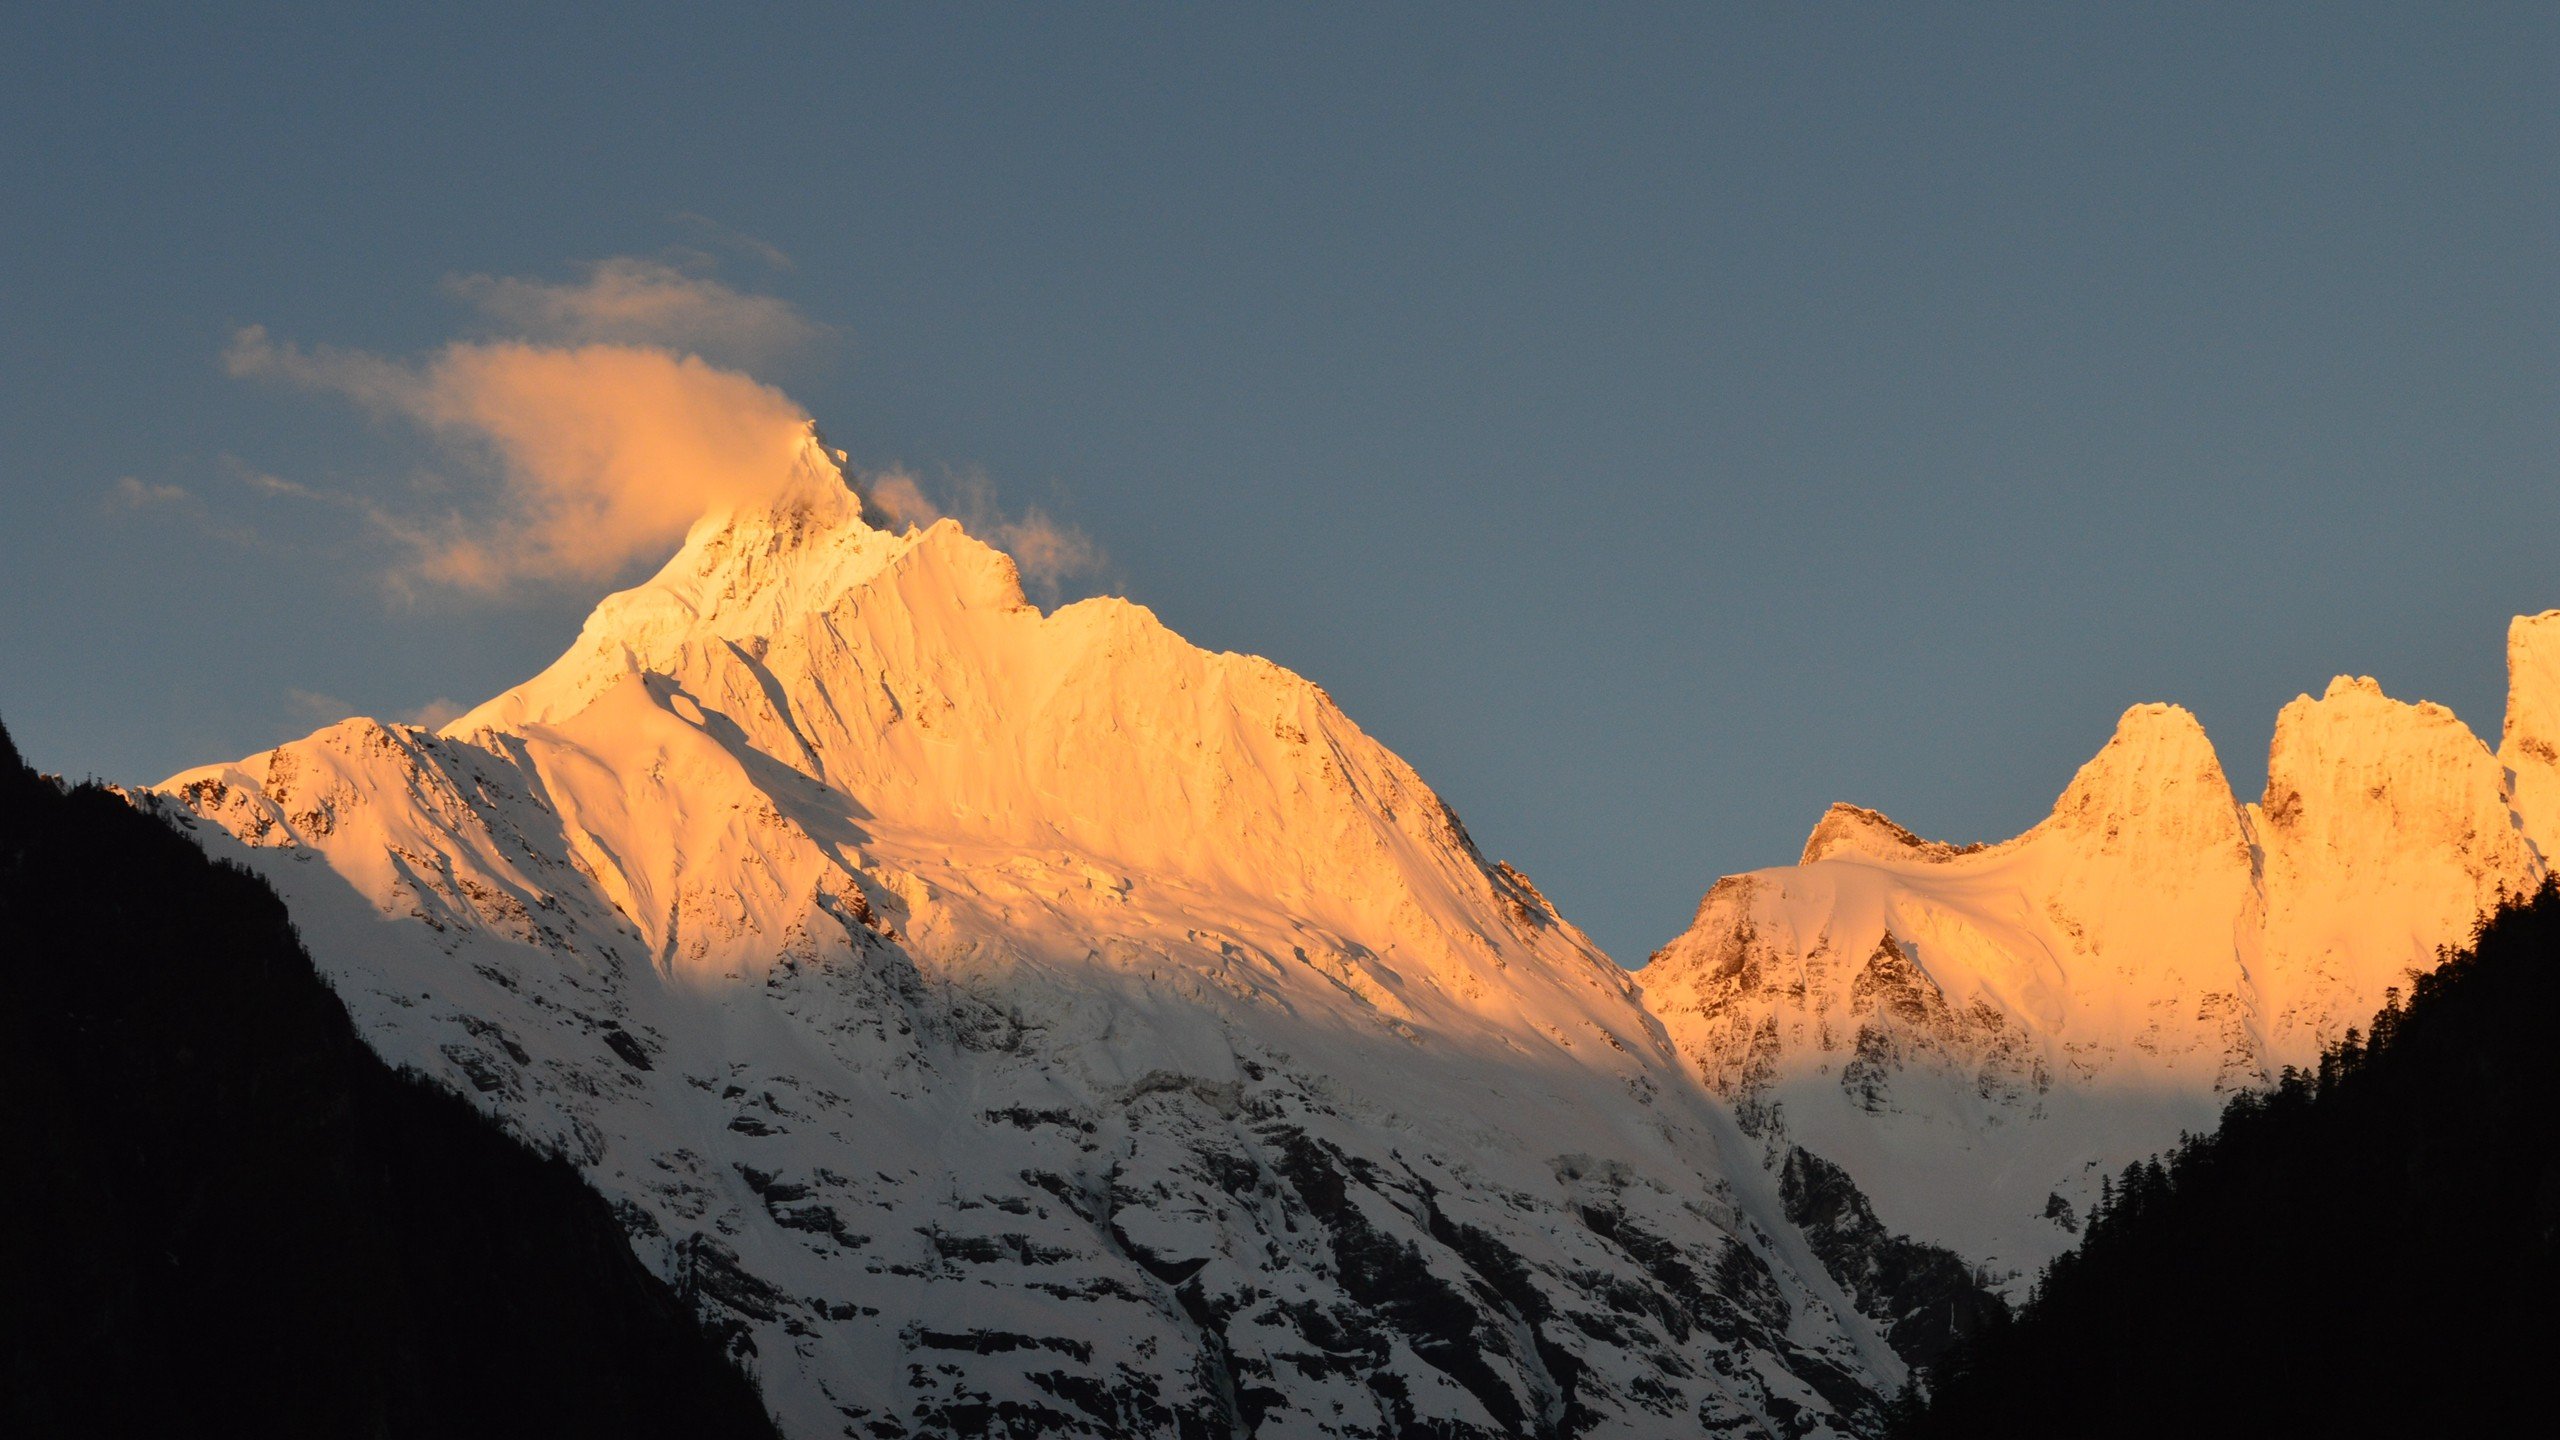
[1642, 658, 2553, 1289]
[156, 436, 1907, 1439]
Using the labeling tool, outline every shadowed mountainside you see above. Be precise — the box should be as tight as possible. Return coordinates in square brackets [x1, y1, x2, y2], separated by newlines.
[0, 717, 779, 1439]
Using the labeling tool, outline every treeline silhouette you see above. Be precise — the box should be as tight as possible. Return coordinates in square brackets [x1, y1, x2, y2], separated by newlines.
[1893, 880, 2560, 1437]
[0, 719, 778, 1439]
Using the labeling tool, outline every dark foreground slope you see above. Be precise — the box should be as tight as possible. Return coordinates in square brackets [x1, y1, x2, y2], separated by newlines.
[1896, 881, 2560, 1438]
[0, 720, 778, 1440]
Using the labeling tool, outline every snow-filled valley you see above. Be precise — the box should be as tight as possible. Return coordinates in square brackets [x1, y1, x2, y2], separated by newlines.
[144, 433, 2559, 1436]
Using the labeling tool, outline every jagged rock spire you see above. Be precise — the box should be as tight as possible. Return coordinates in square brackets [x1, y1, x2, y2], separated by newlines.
[2503, 609, 2560, 859]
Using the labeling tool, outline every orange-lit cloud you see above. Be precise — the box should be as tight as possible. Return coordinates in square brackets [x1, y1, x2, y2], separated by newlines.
[445, 257, 829, 369]
[225, 326, 816, 592]
[227, 255, 1102, 602]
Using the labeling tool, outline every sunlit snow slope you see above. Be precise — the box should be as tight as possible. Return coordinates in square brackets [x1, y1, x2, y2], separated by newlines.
[156, 435, 1907, 1439]
[1641, 634, 2557, 1290]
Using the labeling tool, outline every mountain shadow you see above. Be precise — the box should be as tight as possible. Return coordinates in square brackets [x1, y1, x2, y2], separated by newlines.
[1891, 879, 2560, 1437]
[0, 718, 779, 1439]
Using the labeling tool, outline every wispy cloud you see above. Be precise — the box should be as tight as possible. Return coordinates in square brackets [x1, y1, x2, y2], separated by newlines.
[282, 686, 462, 732]
[401, 697, 465, 730]
[284, 687, 355, 725]
[107, 476, 191, 511]
[865, 468, 1105, 596]
[670, 212, 795, 273]
[444, 256, 829, 370]
[104, 472, 269, 548]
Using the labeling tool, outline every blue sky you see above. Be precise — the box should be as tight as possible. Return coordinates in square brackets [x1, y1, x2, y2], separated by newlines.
[3, 5, 2552, 960]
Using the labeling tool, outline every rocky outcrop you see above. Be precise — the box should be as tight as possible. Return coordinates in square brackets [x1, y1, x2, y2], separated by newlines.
[1776, 1149, 2004, 1375]
[2252, 675, 2536, 1061]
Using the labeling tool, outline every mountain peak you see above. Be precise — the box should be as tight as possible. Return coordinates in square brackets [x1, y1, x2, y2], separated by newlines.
[2261, 673, 2494, 828]
[2501, 611, 2560, 762]
[270, 451, 1616, 1021]
[2247, 658, 2540, 1068]
[2040, 703, 2242, 856]
[444, 443, 1035, 736]
[1797, 802, 1979, 866]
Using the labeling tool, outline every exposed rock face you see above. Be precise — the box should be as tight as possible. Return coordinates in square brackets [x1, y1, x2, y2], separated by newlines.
[1642, 653, 2553, 1294]
[1774, 1150, 2004, 1375]
[155, 438, 1903, 1439]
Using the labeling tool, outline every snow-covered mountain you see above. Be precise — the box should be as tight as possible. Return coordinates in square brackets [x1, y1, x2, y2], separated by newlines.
[1640, 629, 2556, 1290]
[153, 434, 1911, 1438]
[141, 420, 2560, 1427]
